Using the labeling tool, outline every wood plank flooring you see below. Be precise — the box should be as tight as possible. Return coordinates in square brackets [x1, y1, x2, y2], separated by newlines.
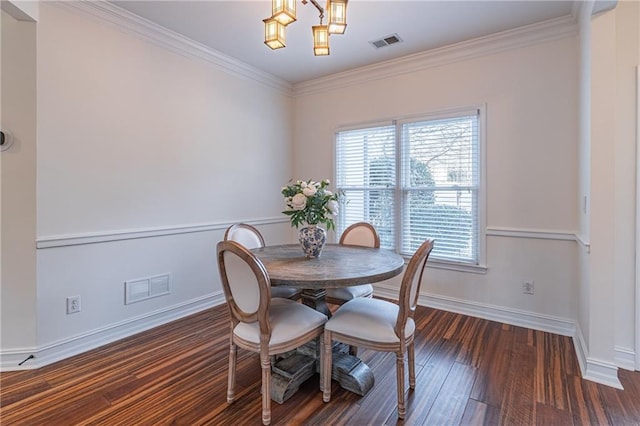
[2, 304, 640, 425]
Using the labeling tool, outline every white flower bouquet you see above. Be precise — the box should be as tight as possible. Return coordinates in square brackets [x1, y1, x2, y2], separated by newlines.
[281, 179, 340, 230]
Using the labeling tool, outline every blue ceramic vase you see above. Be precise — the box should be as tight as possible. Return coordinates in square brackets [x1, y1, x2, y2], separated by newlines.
[298, 226, 327, 258]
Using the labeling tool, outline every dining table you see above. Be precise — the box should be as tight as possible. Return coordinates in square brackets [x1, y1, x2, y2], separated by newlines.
[251, 243, 405, 403]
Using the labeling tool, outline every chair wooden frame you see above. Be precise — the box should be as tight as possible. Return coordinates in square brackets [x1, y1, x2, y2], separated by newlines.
[224, 223, 266, 247]
[217, 240, 326, 425]
[322, 239, 434, 419]
[325, 222, 380, 306]
[224, 223, 302, 301]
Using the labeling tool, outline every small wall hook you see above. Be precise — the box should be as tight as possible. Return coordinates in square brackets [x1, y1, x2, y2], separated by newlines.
[0, 129, 14, 151]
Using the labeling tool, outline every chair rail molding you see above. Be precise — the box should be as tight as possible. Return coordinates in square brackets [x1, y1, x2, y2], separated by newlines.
[486, 226, 576, 241]
[36, 217, 289, 249]
[486, 226, 591, 252]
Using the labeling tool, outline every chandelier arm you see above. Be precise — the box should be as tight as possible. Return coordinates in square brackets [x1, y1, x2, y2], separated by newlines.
[307, 0, 325, 19]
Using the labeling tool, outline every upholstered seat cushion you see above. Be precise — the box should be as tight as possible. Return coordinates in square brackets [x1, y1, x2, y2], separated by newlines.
[234, 298, 327, 346]
[325, 284, 373, 301]
[271, 286, 301, 299]
[325, 298, 415, 343]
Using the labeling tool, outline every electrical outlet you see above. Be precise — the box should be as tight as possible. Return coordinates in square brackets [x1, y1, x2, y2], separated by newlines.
[66, 296, 81, 314]
[522, 280, 534, 295]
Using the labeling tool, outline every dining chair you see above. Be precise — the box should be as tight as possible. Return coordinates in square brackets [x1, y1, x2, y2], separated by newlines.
[321, 239, 435, 420]
[217, 240, 328, 425]
[224, 223, 302, 301]
[325, 222, 380, 306]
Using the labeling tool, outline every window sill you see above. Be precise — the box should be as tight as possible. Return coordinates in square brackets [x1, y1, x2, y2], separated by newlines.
[403, 256, 487, 274]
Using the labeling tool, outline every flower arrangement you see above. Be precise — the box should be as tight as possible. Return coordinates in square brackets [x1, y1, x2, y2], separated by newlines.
[282, 179, 340, 230]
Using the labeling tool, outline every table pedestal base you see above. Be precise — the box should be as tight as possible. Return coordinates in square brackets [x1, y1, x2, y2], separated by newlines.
[271, 353, 316, 404]
[330, 351, 375, 396]
[270, 341, 375, 403]
[300, 288, 331, 317]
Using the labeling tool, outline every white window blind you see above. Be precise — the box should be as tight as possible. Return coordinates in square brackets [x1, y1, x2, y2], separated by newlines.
[336, 110, 482, 265]
[400, 114, 479, 262]
[335, 124, 397, 249]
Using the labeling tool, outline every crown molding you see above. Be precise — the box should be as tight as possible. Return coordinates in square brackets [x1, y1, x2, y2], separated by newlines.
[53, 2, 581, 100]
[1, 0, 38, 22]
[592, 0, 618, 16]
[293, 14, 578, 97]
[54, 1, 293, 96]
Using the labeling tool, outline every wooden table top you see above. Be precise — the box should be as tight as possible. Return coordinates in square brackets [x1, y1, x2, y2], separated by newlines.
[251, 244, 405, 289]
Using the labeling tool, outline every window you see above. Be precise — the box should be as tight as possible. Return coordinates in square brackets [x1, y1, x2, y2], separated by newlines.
[335, 108, 484, 267]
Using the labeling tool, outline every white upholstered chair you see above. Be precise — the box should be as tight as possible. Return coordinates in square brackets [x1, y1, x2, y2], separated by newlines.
[322, 239, 434, 420]
[217, 240, 328, 425]
[325, 222, 380, 306]
[224, 223, 302, 301]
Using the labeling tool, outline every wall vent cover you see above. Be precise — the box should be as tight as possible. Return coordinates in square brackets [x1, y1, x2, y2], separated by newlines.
[370, 33, 403, 49]
[125, 273, 171, 305]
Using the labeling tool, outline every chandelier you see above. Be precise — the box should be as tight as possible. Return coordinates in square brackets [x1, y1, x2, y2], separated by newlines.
[263, 0, 348, 56]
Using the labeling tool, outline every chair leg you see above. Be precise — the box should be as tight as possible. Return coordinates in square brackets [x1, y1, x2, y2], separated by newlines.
[260, 353, 271, 425]
[227, 340, 237, 403]
[396, 351, 406, 419]
[323, 331, 332, 402]
[319, 333, 324, 392]
[408, 341, 416, 389]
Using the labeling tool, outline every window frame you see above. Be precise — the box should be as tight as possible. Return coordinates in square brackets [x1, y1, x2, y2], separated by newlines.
[334, 106, 487, 274]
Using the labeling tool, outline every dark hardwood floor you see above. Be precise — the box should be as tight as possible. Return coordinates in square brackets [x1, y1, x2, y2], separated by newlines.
[2, 303, 640, 425]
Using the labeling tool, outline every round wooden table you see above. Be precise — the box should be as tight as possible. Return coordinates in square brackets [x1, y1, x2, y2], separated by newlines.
[252, 243, 405, 316]
[251, 243, 406, 400]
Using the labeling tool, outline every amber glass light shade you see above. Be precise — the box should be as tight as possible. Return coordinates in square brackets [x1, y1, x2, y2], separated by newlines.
[271, 0, 296, 26]
[312, 25, 329, 56]
[264, 18, 286, 49]
[327, 0, 347, 34]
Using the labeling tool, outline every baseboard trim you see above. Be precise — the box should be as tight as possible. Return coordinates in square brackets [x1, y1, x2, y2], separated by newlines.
[375, 285, 576, 337]
[374, 286, 625, 389]
[573, 322, 589, 377]
[0, 293, 226, 371]
[584, 358, 624, 389]
[573, 323, 624, 389]
[614, 346, 637, 371]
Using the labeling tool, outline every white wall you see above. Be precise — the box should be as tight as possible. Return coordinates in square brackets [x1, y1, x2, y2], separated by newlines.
[2, 2, 295, 368]
[576, 0, 638, 385]
[612, 0, 639, 369]
[294, 36, 579, 325]
[588, 0, 639, 378]
[1, 10, 38, 355]
[589, 6, 617, 370]
[577, 0, 593, 359]
[37, 5, 292, 237]
[3, 0, 637, 381]
[637, 0, 640, 372]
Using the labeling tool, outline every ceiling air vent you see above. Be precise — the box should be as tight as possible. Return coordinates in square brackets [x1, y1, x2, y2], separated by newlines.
[369, 34, 403, 49]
